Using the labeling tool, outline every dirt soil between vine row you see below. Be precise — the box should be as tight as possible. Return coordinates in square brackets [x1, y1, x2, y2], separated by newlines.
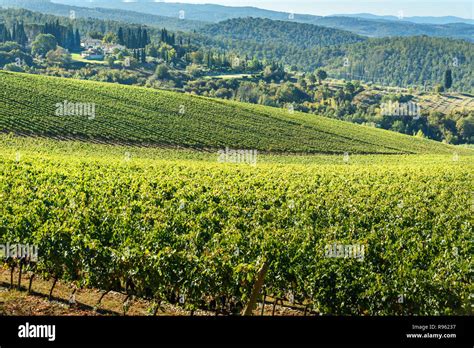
[0, 268, 308, 316]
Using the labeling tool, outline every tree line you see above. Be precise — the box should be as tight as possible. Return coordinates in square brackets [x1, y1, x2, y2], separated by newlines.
[43, 20, 81, 51]
[117, 26, 150, 49]
[0, 21, 28, 46]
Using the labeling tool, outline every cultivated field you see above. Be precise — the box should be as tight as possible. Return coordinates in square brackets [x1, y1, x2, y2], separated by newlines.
[0, 134, 472, 315]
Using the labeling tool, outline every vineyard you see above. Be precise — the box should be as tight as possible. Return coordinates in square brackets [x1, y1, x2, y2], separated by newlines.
[1, 135, 472, 315]
[0, 71, 462, 154]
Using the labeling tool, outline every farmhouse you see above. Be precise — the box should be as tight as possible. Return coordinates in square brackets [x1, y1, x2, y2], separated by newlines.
[80, 48, 104, 60]
[81, 38, 102, 50]
[81, 39, 125, 54]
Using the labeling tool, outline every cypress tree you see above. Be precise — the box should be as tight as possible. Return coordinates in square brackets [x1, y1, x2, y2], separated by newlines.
[66, 26, 75, 50]
[117, 27, 124, 45]
[444, 69, 453, 90]
[18, 22, 28, 46]
[11, 22, 16, 42]
[74, 29, 81, 50]
[0, 24, 11, 42]
[137, 27, 142, 48]
[142, 29, 149, 47]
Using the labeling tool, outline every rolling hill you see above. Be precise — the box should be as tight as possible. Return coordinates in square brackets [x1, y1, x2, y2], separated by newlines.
[307, 17, 474, 42]
[0, 0, 206, 31]
[42, 0, 474, 41]
[0, 71, 464, 155]
[333, 13, 473, 25]
[199, 17, 365, 49]
[197, 19, 473, 91]
[2, 7, 471, 91]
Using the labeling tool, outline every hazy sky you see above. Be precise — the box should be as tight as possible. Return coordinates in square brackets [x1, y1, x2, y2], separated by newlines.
[165, 0, 473, 18]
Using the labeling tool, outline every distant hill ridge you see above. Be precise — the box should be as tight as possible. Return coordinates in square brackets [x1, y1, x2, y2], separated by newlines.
[2, 0, 471, 41]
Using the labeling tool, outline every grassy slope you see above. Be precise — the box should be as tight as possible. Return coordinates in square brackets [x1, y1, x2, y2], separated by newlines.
[70, 53, 107, 65]
[0, 71, 465, 154]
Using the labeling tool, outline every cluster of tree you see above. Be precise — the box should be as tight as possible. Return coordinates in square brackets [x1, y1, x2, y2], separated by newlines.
[2, 8, 473, 92]
[0, 8, 164, 48]
[327, 37, 473, 92]
[142, 39, 266, 74]
[0, 1, 202, 32]
[0, 41, 33, 71]
[182, 50, 264, 72]
[182, 69, 473, 144]
[183, 69, 311, 104]
[0, 33, 71, 71]
[160, 28, 177, 46]
[200, 17, 364, 49]
[196, 18, 474, 92]
[0, 21, 28, 46]
[42, 20, 81, 51]
[31, 33, 57, 57]
[131, 48, 147, 64]
[117, 27, 150, 49]
[9, 0, 473, 41]
[145, 43, 179, 63]
[377, 109, 474, 144]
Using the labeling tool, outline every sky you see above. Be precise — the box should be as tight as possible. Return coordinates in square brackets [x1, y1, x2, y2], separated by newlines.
[163, 0, 474, 18]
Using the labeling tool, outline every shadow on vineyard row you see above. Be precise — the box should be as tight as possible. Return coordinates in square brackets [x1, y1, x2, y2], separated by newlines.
[0, 267, 312, 316]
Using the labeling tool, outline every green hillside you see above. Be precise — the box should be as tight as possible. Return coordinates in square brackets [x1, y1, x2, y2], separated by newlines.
[0, 2, 206, 31]
[197, 19, 474, 91]
[200, 18, 365, 48]
[33, 0, 474, 40]
[0, 71, 462, 154]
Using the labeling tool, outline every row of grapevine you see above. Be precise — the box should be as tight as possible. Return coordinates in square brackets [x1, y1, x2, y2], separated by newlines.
[0, 71, 463, 155]
[1, 141, 471, 315]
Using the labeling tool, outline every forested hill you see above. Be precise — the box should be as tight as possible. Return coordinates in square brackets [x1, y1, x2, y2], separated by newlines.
[41, 0, 474, 41]
[322, 36, 474, 91]
[200, 18, 365, 49]
[305, 17, 474, 42]
[0, 0, 206, 31]
[197, 19, 473, 91]
[1, 7, 472, 91]
[3, 0, 473, 41]
[331, 13, 473, 25]
[0, 8, 164, 38]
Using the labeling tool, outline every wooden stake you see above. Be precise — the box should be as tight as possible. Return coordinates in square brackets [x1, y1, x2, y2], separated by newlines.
[49, 278, 57, 300]
[28, 273, 34, 294]
[272, 298, 277, 316]
[153, 300, 161, 316]
[10, 266, 14, 289]
[97, 290, 110, 306]
[18, 260, 23, 290]
[260, 292, 266, 316]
